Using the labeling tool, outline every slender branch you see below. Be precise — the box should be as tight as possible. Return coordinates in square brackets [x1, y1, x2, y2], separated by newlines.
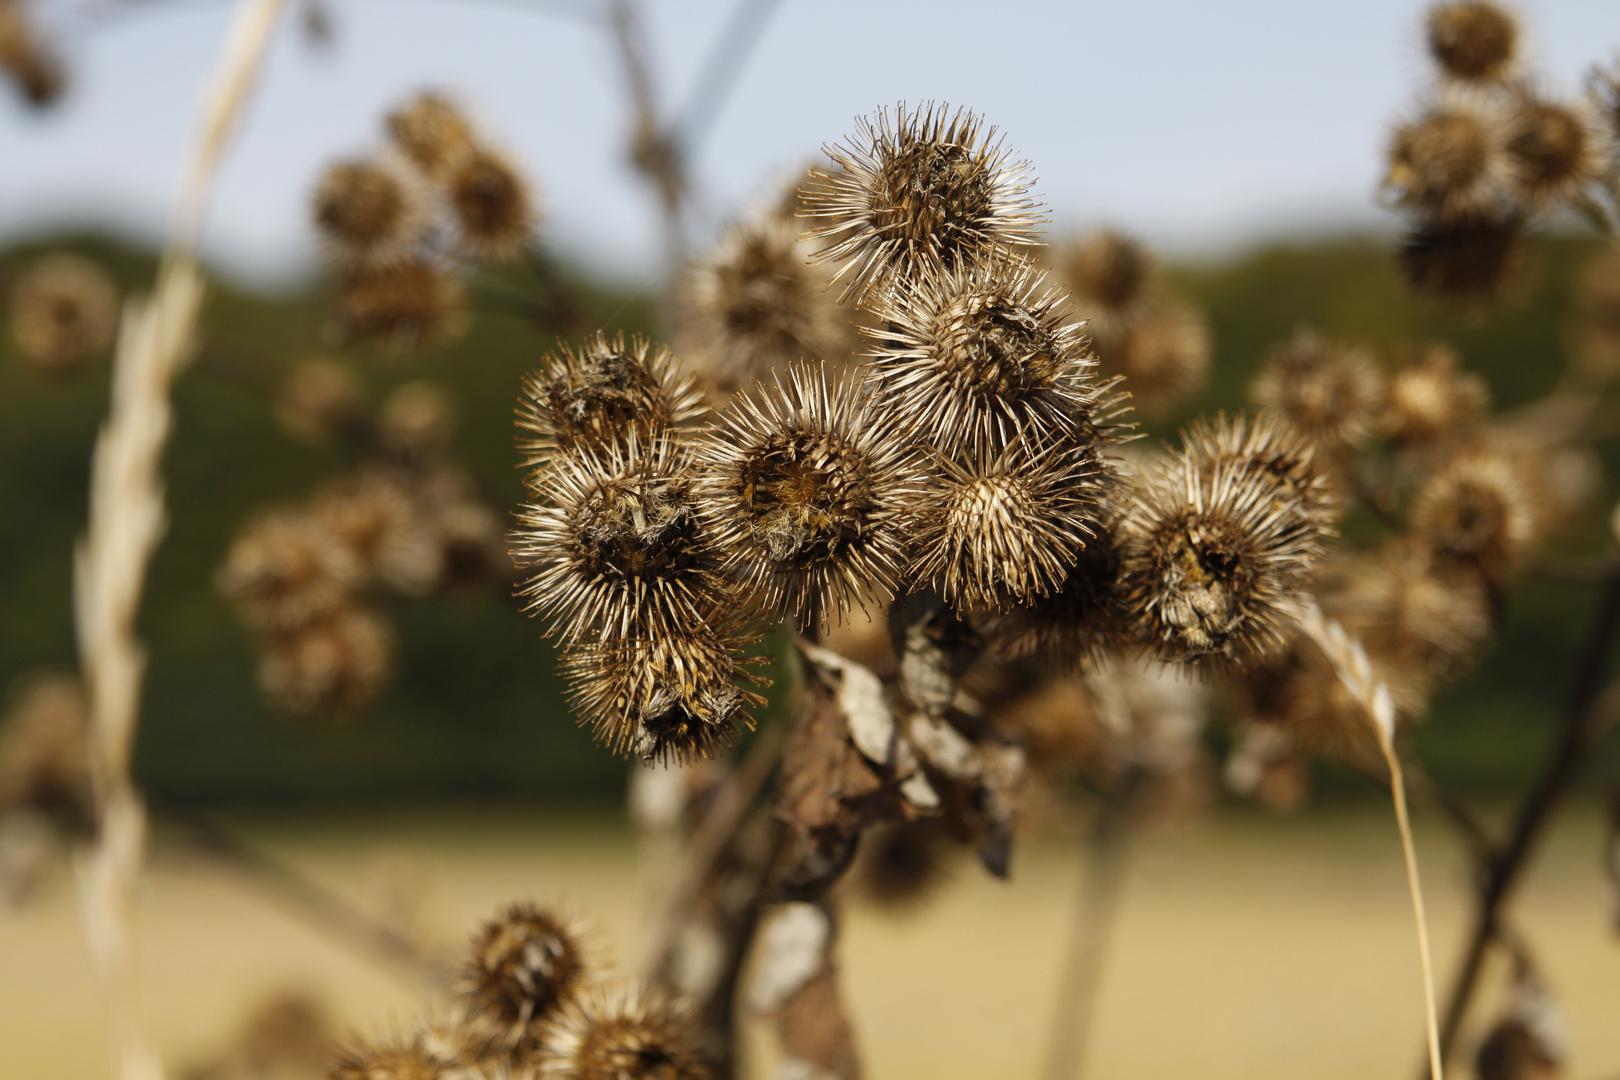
[1429, 556, 1620, 1073]
[671, 0, 785, 152]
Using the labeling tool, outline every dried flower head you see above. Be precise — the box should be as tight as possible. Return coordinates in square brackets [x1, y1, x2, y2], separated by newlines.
[0, 2, 65, 108]
[460, 902, 590, 1054]
[1381, 342, 1490, 446]
[697, 364, 913, 629]
[540, 984, 710, 1080]
[219, 512, 363, 633]
[910, 438, 1106, 614]
[862, 256, 1108, 452]
[1426, 1, 1519, 84]
[1060, 229, 1152, 313]
[1410, 445, 1544, 582]
[327, 1022, 466, 1080]
[258, 605, 395, 715]
[386, 90, 476, 177]
[380, 381, 456, 458]
[800, 102, 1044, 303]
[1123, 425, 1336, 668]
[312, 157, 428, 268]
[230, 990, 334, 1077]
[1506, 94, 1610, 211]
[7, 253, 118, 377]
[1098, 299, 1211, 418]
[562, 625, 765, 764]
[447, 145, 537, 263]
[336, 258, 465, 350]
[276, 357, 369, 443]
[1399, 208, 1525, 307]
[851, 819, 953, 914]
[518, 334, 705, 463]
[1250, 328, 1385, 452]
[1384, 93, 1517, 221]
[1329, 540, 1493, 682]
[313, 472, 442, 595]
[1234, 640, 1419, 764]
[1182, 412, 1341, 529]
[0, 675, 90, 823]
[513, 437, 731, 644]
[678, 206, 850, 391]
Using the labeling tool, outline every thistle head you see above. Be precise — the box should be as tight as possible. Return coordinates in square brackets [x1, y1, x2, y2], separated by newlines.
[447, 145, 537, 263]
[518, 334, 705, 463]
[1250, 327, 1385, 453]
[460, 902, 590, 1056]
[275, 358, 369, 443]
[326, 1023, 466, 1080]
[1381, 342, 1490, 446]
[386, 90, 476, 177]
[696, 364, 913, 629]
[312, 157, 428, 268]
[539, 984, 710, 1080]
[219, 511, 363, 633]
[7, 254, 118, 378]
[1330, 539, 1493, 681]
[1505, 94, 1609, 211]
[0, 675, 91, 826]
[1426, 1, 1519, 84]
[1399, 209, 1525, 308]
[852, 820, 953, 914]
[258, 606, 395, 716]
[1410, 445, 1545, 583]
[800, 102, 1045, 304]
[1059, 229, 1153, 314]
[1181, 411, 1341, 528]
[312, 471, 442, 596]
[1384, 93, 1517, 221]
[335, 259, 465, 350]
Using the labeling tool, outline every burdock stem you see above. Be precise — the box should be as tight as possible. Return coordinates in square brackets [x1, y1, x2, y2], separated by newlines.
[1042, 767, 1145, 1080]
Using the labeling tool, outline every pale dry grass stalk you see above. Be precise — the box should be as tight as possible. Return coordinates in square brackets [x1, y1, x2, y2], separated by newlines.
[1295, 599, 1445, 1080]
[72, 4, 290, 1080]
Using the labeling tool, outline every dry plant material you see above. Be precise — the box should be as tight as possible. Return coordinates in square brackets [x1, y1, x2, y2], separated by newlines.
[7, 254, 119, 377]
[0, 0, 66, 107]
[1428, 2, 1520, 85]
[1250, 327, 1385, 452]
[312, 157, 429, 268]
[459, 902, 590, 1058]
[540, 984, 711, 1080]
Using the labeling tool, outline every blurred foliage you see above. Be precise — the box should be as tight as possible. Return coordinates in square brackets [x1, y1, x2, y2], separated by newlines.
[0, 230, 1615, 805]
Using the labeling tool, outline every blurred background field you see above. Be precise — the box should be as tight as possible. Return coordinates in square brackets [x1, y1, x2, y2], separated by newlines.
[3, 805, 1618, 1080]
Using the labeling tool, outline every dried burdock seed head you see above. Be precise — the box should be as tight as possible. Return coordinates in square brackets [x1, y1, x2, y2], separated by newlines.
[0, 674, 91, 823]
[1328, 539, 1493, 682]
[327, 1022, 466, 1080]
[518, 333, 705, 462]
[851, 819, 953, 914]
[1474, 966, 1568, 1080]
[678, 205, 851, 392]
[7, 253, 118, 377]
[562, 625, 766, 764]
[386, 90, 476, 177]
[1399, 208, 1525, 308]
[513, 437, 731, 644]
[697, 363, 912, 629]
[911, 437, 1106, 615]
[258, 605, 395, 716]
[1099, 299, 1211, 418]
[1060, 229, 1152, 314]
[1426, 1, 1519, 84]
[230, 990, 334, 1076]
[380, 381, 456, 459]
[979, 669, 1107, 778]
[1505, 94, 1610, 212]
[1384, 93, 1517, 221]
[1410, 445, 1545, 582]
[218, 511, 363, 633]
[800, 102, 1045, 304]
[276, 357, 369, 443]
[336, 259, 465, 350]
[1234, 641, 1421, 765]
[313, 471, 443, 596]
[1250, 327, 1385, 453]
[1181, 411, 1341, 531]
[0, 3, 66, 108]
[1381, 342, 1490, 446]
[460, 902, 590, 1054]
[862, 255, 1109, 452]
[312, 157, 428, 268]
[540, 983, 710, 1080]
[1123, 424, 1335, 668]
[448, 145, 537, 263]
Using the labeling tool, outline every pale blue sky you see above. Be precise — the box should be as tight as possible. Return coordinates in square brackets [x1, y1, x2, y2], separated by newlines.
[1, 0, 1615, 288]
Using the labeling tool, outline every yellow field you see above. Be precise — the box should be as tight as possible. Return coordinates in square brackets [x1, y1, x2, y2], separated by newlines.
[2, 804, 1616, 1080]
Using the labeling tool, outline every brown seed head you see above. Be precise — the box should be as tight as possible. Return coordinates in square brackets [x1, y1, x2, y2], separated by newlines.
[379, 381, 457, 458]
[336, 259, 465, 350]
[540, 984, 710, 1080]
[0, 675, 91, 824]
[697, 364, 914, 629]
[1250, 328, 1385, 452]
[1328, 539, 1493, 682]
[1506, 95, 1609, 210]
[313, 471, 442, 595]
[518, 333, 705, 463]
[1409, 445, 1544, 582]
[1426, 1, 1519, 84]
[312, 157, 427, 267]
[1059, 229, 1152, 313]
[1385, 94, 1517, 221]
[1381, 342, 1490, 446]
[275, 357, 369, 443]
[460, 902, 590, 1055]
[1182, 411, 1340, 528]
[258, 604, 395, 716]
[1098, 298, 1211, 418]
[447, 146, 537, 263]
[513, 437, 732, 645]
[8, 254, 118, 377]
[386, 90, 476, 177]
[851, 819, 954, 914]
[228, 990, 334, 1077]
[1399, 208, 1525, 308]
[0, 3, 65, 108]
[326, 1023, 465, 1080]
[678, 205, 851, 391]
[219, 511, 363, 633]
[800, 102, 1045, 304]
[562, 624, 766, 764]
[863, 255, 1114, 453]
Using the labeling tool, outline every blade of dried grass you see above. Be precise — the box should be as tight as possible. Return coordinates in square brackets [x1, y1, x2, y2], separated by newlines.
[1295, 599, 1445, 1080]
[72, 5, 289, 1080]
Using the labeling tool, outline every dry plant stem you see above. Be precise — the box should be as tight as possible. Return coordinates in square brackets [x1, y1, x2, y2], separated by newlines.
[1428, 557, 1620, 1075]
[71, 5, 289, 1080]
[607, 0, 686, 272]
[1042, 768, 1145, 1080]
[165, 811, 453, 991]
[1296, 601, 1444, 1080]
